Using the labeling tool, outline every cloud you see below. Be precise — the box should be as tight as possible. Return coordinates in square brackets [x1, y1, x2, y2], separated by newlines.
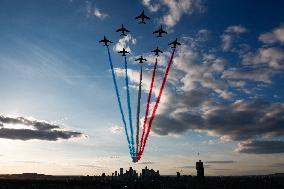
[152, 98, 284, 143]
[113, 35, 137, 53]
[93, 7, 108, 20]
[138, 161, 155, 165]
[272, 163, 284, 167]
[110, 125, 123, 134]
[225, 25, 247, 34]
[221, 25, 247, 51]
[259, 25, 284, 45]
[16, 161, 41, 164]
[221, 34, 233, 51]
[77, 164, 106, 168]
[235, 140, 284, 154]
[223, 47, 284, 84]
[0, 115, 83, 141]
[142, 0, 206, 28]
[85, 1, 108, 20]
[142, 0, 160, 12]
[242, 47, 284, 69]
[114, 27, 284, 155]
[222, 67, 274, 84]
[205, 161, 236, 164]
[178, 164, 211, 169]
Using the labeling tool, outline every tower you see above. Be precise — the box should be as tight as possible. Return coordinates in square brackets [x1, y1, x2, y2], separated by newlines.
[120, 168, 124, 176]
[196, 160, 204, 178]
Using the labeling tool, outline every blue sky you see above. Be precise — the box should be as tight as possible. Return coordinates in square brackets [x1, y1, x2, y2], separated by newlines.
[0, 0, 284, 176]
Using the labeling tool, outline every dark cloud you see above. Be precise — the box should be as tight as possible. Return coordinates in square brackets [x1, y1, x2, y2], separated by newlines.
[0, 115, 83, 141]
[271, 163, 284, 167]
[178, 164, 211, 169]
[205, 161, 236, 164]
[152, 98, 284, 142]
[138, 161, 155, 165]
[235, 140, 284, 154]
[0, 115, 60, 131]
[77, 164, 106, 169]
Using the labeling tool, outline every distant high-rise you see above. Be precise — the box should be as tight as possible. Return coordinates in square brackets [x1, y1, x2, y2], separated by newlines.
[115, 171, 117, 177]
[177, 172, 181, 178]
[120, 168, 123, 176]
[196, 160, 204, 178]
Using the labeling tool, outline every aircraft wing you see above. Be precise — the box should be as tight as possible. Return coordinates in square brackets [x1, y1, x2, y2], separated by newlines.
[124, 28, 130, 32]
[153, 30, 159, 34]
[116, 28, 122, 32]
[135, 15, 142, 19]
[162, 30, 167, 34]
[144, 15, 150, 20]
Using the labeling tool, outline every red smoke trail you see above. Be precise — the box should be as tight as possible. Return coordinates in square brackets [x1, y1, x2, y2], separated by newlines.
[138, 49, 176, 159]
[137, 58, 158, 161]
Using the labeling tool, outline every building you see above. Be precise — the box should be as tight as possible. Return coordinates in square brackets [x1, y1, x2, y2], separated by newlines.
[141, 166, 160, 178]
[120, 168, 123, 176]
[196, 160, 204, 178]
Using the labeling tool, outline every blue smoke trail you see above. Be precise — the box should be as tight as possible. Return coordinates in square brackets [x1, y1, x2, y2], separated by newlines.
[124, 56, 135, 160]
[107, 47, 134, 159]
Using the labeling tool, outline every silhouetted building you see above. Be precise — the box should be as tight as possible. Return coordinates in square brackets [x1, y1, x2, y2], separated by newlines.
[120, 168, 123, 176]
[196, 160, 204, 178]
[177, 172, 181, 178]
[141, 166, 160, 178]
[115, 171, 117, 177]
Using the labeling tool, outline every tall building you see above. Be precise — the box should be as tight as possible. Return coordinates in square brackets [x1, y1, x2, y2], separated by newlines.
[196, 160, 204, 178]
[120, 168, 123, 176]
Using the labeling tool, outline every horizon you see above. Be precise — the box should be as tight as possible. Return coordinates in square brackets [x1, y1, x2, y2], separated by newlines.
[0, 0, 284, 176]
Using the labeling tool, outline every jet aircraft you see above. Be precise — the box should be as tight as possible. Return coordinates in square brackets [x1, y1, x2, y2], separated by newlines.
[151, 47, 163, 56]
[116, 24, 130, 36]
[118, 48, 130, 56]
[135, 10, 150, 24]
[168, 38, 181, 48]
[99, 36, 113, 46]
[153, 25, 167, 37]
[135, 56, 147, 63]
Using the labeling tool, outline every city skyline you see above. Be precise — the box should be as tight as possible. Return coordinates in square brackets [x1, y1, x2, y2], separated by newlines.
[0, 0, 284, 176]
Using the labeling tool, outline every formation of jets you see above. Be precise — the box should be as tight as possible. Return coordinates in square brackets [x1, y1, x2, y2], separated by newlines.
[99, 10, 181, 59]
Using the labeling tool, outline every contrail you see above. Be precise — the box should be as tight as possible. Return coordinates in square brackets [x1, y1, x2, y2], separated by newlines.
[135, 64, 143, 160]
[139, 49, 176, 159]
[107, 47, 133, 158]
[124, 56, 135, 160]
[137, 58, 158, 161]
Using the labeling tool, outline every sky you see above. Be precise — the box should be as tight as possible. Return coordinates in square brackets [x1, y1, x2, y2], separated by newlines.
[0, 0, 284, 176]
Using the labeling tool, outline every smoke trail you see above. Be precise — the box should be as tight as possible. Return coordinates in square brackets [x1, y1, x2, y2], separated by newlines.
[139, 49, 176, 158]
[107, 47, 133, 158]
[135, 64, 143, 160]
[137, 58, 158, 161]
[124, 56, 135, 160]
